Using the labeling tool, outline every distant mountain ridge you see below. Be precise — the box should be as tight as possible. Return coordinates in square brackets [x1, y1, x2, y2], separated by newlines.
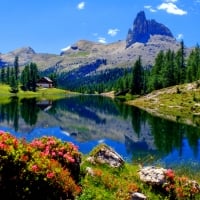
[0, 11, 189, 89]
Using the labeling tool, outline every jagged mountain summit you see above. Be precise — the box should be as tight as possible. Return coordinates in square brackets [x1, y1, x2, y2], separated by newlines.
[126, 11, 173, 48]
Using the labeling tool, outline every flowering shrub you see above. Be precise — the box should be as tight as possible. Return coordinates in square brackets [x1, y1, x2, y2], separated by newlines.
[30, 136, 81, 182]
[163, 168, 200, 199]
[0, 131, 81, 199]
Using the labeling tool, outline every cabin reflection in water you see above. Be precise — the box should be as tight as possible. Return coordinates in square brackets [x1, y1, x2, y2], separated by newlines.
[37, 100, 52, 111]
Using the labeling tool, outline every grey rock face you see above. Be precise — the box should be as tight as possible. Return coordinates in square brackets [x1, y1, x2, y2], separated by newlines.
[126, 11, 173, 48]
[138, 166, 167, 185]
[86, 144, 125, 168]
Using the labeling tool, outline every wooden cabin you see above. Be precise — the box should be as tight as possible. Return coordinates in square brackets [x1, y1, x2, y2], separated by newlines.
[37, 77, 53, 88]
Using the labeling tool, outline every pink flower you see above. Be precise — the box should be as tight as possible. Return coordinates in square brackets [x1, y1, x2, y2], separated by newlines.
[47, 138, 56, 145]
[58, 151, 63, 156]
[165, 169, 175, 180]
[64, 153, 75, 163]
[51, 151, 56, 157]
[0, 142, 6, 149]
[69, 142, 79, 151]
[31, 140, 44, 148]
[47, 172, 55, 179]
[31, 164, 39, 172]
[0, 130, 6, 135]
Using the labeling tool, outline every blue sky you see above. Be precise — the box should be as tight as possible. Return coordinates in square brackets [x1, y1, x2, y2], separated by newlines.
[0, 0, 199, 54]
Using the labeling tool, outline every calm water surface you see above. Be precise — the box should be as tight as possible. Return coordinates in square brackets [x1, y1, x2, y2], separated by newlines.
[0, 95, 200, 168]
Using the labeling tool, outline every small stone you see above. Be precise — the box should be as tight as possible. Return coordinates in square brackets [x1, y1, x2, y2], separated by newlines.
[85, 167, 94, 176]
[86, 156, 95, 164]
[132, 192, 147, 200]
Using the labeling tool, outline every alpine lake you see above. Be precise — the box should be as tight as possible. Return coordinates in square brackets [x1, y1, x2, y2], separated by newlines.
[1, 95, 200, 171]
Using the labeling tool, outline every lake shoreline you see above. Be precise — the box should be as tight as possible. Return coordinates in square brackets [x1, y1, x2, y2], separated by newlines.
[125, 81, 200, 127]
[0, 84, 79, 103]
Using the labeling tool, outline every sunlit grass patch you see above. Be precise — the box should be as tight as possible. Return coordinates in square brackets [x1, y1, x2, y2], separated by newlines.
[0, 84, 75, 100]
[79, 160, 141, 200]
[0, 84, 11, 95]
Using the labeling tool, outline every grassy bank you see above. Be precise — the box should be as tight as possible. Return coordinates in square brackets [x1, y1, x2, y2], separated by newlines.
[0, 84, 76, 102]
[79, 158, 200, 200]
[126, 81, 200, 127]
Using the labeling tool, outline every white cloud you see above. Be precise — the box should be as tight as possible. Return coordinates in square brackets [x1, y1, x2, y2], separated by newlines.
[157, 2, 187, 15]
[176, 33, 184, 40]
[77, 2, 85, 10]
[107, 28, 120, 37]
[98, 37, 106, 44]
[145, 1, 187, 15]
[144, 5, 151, 9]
[61, 45, 71, 52]
[144, 5, 157, 12]
[165, 0, 177, 2]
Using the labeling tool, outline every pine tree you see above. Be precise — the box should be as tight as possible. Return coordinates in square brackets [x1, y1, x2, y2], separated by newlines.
[186, 44, 200, 82]
[162, 49, 176, 87]
[196, 44, 200, 79]
[149, 51, 165, 90]
[14, 56, 19, 80]
[175, 40, 186, 84]
[10, 68, 18, 93]
[30, 62, 38, 91]
[1, 68, 6, 84]
[20, 63, 39, 91]
[20, 65, 30, 90]
[6, 66, 10, 84]
[131, 56, 144, 95]
[9, 56, 19, 92]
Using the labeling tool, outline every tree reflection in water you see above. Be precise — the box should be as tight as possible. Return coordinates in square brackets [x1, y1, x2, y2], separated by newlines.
[0, 95, 199, 164]
[0, 97, 39, 131]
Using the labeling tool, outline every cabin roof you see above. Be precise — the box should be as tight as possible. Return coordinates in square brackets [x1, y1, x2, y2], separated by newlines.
[38, 77, 53, 83]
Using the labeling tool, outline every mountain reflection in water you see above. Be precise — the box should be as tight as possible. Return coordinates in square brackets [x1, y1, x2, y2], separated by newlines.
[0, 95, 200, 167]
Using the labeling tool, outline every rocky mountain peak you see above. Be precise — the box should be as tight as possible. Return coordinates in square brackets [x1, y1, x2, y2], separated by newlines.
[126, 11, 174, 48]
[10, 46, 36, 56]
[134, 10, 147, 25]
[0, 47, 37, 67]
